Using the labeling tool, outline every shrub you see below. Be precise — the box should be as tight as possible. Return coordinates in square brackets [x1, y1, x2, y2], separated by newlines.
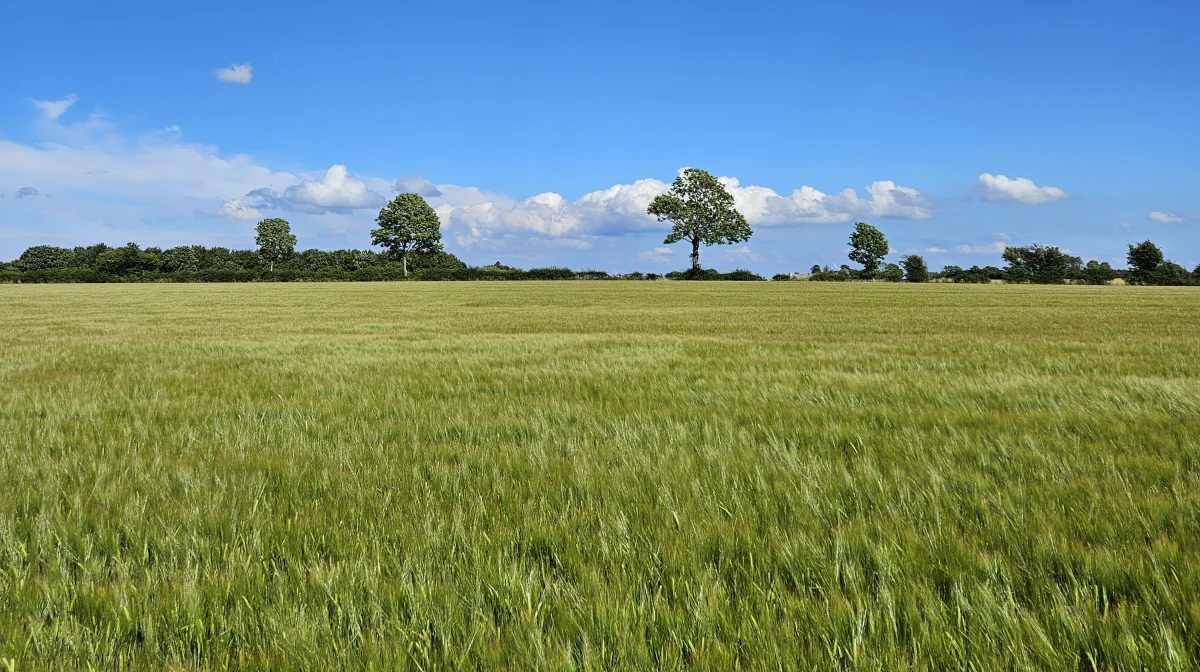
[901, 255, 928, 283]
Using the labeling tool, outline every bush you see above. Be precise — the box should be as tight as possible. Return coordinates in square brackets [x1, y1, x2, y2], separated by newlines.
[525, 267, 576, 280]
[772, 274, 792, 281]
[881, 263, 904, 282]
[901, 255, 928, 283]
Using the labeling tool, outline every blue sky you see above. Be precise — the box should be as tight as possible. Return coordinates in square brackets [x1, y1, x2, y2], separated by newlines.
[2, 0, 1198, 272]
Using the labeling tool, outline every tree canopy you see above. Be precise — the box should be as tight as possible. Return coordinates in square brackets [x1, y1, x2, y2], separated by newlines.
[848, 223, 889, 278]
[371, 194, 444, 276]
[647, 168, 751, 271]
[255, 218, 297, 271]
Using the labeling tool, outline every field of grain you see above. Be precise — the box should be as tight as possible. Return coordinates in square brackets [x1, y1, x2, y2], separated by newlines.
[1, 282, 1198, 670]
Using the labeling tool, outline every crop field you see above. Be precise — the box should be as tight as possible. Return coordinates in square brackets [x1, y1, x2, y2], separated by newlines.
[1, 282, 1198, 670]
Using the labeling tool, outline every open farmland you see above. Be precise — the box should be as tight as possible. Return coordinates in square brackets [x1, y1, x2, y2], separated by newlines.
[1, 282, 1198, 670]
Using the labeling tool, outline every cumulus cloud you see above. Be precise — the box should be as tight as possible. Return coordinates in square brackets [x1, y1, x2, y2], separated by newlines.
[16, 186, 40, 199]
[719, 177, 931, 224]
[239, 165, 386, 215]
[637, 246, 673, 263]
[925, 247, 949, 253]
[1148, 211, 1184, 223]
[395, 174, 442, 198]
[217, 198, 263, 221]
[977, 173, 1068, 205]
[32, 95, 78, 121]
[428, 172, 930, 248]
[214, 64, 253, 84]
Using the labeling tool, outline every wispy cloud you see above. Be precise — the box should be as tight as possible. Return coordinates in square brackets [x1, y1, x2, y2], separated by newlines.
[1147, 211, 1184, 223]
[31, 94, 78, 121]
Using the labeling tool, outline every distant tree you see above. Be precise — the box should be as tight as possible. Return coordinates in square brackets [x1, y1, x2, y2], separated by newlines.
[1150, 261, 1191, 286]
[648, 168, 751, 271]
[847, 223, 889, 278]
[96, 243, 158, 276]
[900, 254, 928, 283]
[161, 246, 199, 273]
[939, 265, 964, 282]
[1082, 260, 1115, 285]
[1126, 240, 1163, 284]
[69, 243, 111, 269]
[371, 193, 444, 277]
[14, 245, 73, 272]
[255, 218, 297, 271]
[1002, 244, 1069, 284]
[881, 263, 904, 282]
[810, 264, 821, 274]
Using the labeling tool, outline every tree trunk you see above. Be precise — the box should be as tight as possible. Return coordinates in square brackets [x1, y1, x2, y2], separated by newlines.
[402, 253, 409, 278]
[691, 238, 701, 271]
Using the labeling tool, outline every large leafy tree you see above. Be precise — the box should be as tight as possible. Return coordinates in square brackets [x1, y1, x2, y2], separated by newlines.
[14, 245, 72, 272]
[255, 218, 297, 271]
[1002, 244, 1069, 284]
[848, 223, 889, 278]
[647, 168, 750, 271]
[371, 193, 443, 277]
[1126, 240, 1163, 284]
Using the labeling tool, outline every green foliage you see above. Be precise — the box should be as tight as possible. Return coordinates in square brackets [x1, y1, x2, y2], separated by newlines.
[1082, 260, 1116, 285]
[880, 263, 904, 282]
[1002, 244, 1069, 284]
[1126, 240, 1163, 283]
[14, 245, 73, 272]
[160, 246, 199, 273]
[847, 222, 889, 278]
[771, 273, 792, 281]
[1, 284, 1198, 669]
[254, 218, 297, 271]
[407, 250, 467, 274]
[371, 194, 444, 276]
[96, 242, 158, 276]
[665, 267, 765, 281]
[1149, 261, 1192, 286]
[900, 254, 928, 283]
[648, 168, 751, 270]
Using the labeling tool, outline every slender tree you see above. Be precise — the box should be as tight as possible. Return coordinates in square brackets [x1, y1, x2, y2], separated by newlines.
[848, 223, 889, 278]
[647, 168, 751, 272]
[255, 218, 297, 271]
[371, 193, 443, 277]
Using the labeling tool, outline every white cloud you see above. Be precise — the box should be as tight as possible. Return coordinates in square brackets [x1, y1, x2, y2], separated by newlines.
[637, 246, 673, 263]
[276, 165, 385, 214]
[32, 95, 78, 121]
[954, 241, 1008, 254]
[217, 198, 263, 221]
[722, 246, 762, 263]
[428, 173, 930, 249]
[1148, 211, 1184, 223]
[719, 177, 931, 224]
[978, 173, 1068, 205]
[925, 247, 949, 253]
[394, 174, 442, 198]
[214, 64, 253, 84]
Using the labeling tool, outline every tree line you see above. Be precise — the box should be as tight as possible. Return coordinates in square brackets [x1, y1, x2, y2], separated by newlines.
[2, 168, 1196, 285]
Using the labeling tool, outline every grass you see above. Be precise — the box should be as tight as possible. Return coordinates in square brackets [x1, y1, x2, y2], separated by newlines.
[0, 282, 1198, 670]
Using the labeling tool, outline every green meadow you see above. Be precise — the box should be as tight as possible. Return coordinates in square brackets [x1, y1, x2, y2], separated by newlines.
[1, 282, 1198, 670]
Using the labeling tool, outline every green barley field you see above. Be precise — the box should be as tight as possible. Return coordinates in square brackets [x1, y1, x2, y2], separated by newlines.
[1, 282, 1198, 670]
